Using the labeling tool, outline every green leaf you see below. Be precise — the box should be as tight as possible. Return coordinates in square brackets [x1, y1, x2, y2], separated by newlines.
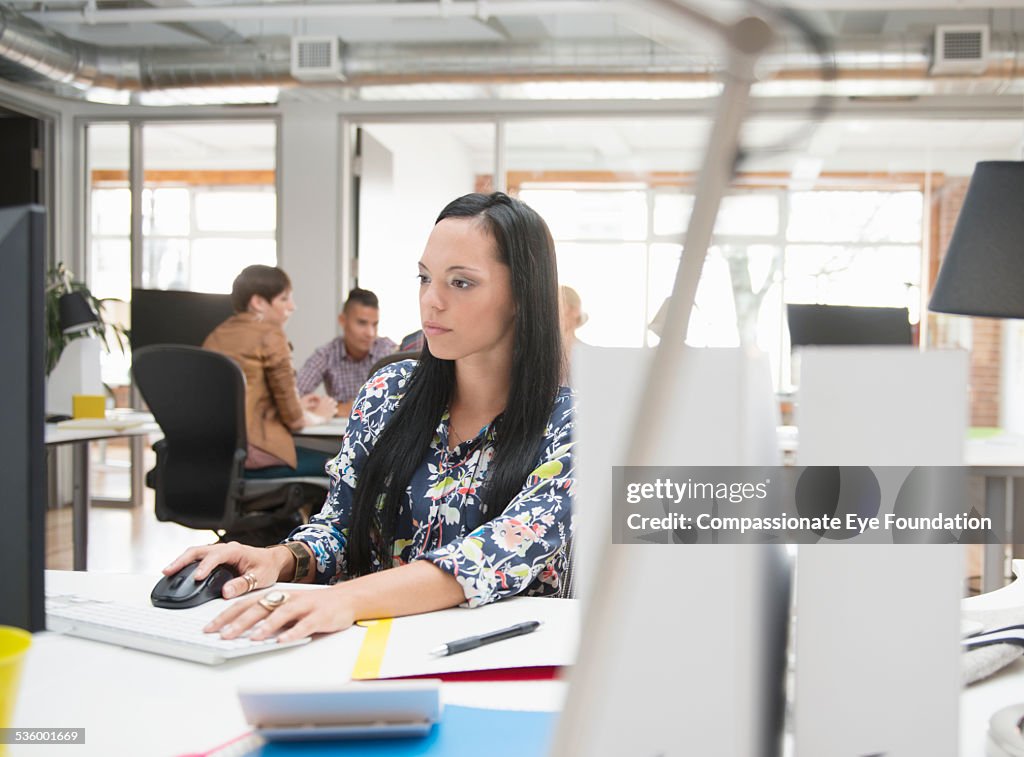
[530, 460, 563, 480]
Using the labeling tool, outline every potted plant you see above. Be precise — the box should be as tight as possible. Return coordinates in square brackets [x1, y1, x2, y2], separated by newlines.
[45, 263, 129, 377]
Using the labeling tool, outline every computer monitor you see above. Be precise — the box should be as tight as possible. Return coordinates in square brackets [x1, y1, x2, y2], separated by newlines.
[0, 205, 46, 631]
[786, 304, 913, 347]
[130, 288, 234, 350]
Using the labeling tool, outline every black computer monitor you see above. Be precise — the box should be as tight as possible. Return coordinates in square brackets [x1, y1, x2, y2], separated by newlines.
[130, 288, 234, 350]
[786, 304, 913, 347]
[0, 205, 46, 631]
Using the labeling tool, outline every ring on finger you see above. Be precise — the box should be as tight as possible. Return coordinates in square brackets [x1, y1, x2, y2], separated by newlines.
[257, 590, 289, 613]
[242, 572, 258, 593]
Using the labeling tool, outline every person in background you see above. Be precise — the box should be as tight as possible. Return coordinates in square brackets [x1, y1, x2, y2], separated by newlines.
[296, 288, 396, 416]
[203, 265, 337, 478]
[164, 192, 574, 642]
[559, 284, 587, 376]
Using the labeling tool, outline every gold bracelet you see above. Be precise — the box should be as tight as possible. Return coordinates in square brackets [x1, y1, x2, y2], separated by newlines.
[269, 542, 312, 582]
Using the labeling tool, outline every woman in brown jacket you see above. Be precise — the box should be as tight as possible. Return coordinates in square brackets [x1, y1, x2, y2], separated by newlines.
[203, 265, 336, 477]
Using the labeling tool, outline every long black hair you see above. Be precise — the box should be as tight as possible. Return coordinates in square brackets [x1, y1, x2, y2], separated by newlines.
[345, 192, 563, 576]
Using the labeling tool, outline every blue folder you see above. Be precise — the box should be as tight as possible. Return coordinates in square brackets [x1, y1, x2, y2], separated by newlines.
[249, 705, 557, 757]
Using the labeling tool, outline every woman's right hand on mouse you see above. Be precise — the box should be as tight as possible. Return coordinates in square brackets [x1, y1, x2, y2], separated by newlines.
[162, 542, 295, 599]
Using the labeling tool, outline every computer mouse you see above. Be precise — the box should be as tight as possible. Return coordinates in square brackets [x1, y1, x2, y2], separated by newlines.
[150, 560, 239, 609]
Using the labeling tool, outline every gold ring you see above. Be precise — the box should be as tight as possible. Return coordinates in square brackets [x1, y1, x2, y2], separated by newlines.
[243, 572, 257, 593]
[257, 590, 289, 613]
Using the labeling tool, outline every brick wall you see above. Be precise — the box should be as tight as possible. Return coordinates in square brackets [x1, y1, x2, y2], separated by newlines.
[935, 177, 1002, 427]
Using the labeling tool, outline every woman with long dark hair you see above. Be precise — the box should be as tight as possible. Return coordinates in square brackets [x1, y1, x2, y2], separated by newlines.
[163, 192, 575, 642]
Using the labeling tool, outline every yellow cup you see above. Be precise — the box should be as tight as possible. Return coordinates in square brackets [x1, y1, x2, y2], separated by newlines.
[72, 394, 106, 419]
[0, 626, 31, 739]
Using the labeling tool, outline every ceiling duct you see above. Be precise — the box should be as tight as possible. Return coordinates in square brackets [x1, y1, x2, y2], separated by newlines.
[0, 3, 1022, 101]
[0, 4, 291, 91]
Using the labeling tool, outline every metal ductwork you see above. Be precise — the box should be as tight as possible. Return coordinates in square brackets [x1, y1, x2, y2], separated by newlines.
[1, 2, 1023, 99]
[0, 5, 291, 91]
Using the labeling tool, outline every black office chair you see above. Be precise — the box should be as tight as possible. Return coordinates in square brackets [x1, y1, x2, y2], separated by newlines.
[132, 345, 329, 546]
[369, 349, 420, 376]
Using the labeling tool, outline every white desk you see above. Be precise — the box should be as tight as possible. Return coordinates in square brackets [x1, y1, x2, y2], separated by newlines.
[779, 426, 1024, 592]
[294, 417, 349, 437]
[10, 570, 1020, 756]
[45, 418, 161, 571]
[961, 560, 1024, 756]
[11, 571, 566, 757]
[293, 417, 349, 457]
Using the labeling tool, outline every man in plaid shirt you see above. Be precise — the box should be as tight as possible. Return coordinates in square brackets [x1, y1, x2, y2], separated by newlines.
[296, 288, 397, 415]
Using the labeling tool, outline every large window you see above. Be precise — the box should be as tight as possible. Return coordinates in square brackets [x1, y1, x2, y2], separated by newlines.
[86, 120, 277, 384]
[519, 183, 923, 390]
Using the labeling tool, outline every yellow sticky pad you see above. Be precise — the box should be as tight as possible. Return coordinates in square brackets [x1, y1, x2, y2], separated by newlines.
[351, 618, 393, 680]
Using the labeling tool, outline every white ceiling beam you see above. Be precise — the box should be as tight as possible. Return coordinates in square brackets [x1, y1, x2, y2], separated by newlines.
[28, 0, 1024, 27]
[787, 0, 1024, 8]
[28, 0, 643, 25]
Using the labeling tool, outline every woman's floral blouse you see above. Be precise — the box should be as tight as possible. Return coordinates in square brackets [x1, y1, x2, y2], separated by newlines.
[286, 360, 575, 607]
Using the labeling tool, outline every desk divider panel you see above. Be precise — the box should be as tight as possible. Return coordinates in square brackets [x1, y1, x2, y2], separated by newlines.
[555, 346, 789, 757]
[794, 347, 966, 757]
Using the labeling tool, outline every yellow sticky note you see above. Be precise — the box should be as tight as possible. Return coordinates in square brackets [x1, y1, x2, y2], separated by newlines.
[72, 394, 106, 419]
[352, 618, 393, 680]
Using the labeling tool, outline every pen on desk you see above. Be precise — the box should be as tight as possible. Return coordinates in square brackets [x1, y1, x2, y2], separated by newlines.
[429, 620, 541, 656]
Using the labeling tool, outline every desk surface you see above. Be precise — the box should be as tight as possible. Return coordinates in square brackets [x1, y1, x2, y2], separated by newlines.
[12, 571, 565, 757]
[45, 421, 161, 446]
[961, 561, 1024, 756]
[294, 417, 349, 438]
[44, 413, 343, 444]
[10, 571, 1023, 756]
[778, 426, 1024, 468]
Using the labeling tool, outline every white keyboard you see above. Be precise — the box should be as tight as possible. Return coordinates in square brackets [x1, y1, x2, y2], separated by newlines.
[46, 594, 310, 665]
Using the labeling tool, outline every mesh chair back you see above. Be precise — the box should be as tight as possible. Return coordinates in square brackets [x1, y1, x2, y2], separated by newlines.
[132, 344, 246, 530]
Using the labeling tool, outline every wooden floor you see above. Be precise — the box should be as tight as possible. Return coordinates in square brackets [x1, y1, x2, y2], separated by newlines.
[45, 439, 212, 574]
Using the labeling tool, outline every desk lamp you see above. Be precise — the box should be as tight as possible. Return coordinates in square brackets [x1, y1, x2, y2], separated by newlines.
[52, 262, 101, 334]
[930, 161, 1024, 319]
[929, 159, 1024, 602]
[58, 291, 100, 334]
[927, 161, 1024, 757]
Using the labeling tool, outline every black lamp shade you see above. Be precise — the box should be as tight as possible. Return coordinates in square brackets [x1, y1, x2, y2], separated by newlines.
[930, 161, 1024, 319]
[58, 291, 100, 334]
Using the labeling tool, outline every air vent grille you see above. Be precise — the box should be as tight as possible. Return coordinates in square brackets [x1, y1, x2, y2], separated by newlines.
[943, 31, 983, 60]
[290, 37, 345, 82]
[931, 25, 989, 75]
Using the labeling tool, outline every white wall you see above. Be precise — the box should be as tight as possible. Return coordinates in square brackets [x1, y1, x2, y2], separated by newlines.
[1001, 322, 1024, 434]
[356, 122, 483, 344]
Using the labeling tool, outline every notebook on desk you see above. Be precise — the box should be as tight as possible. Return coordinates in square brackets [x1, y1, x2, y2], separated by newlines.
[350, 597, 578, 682]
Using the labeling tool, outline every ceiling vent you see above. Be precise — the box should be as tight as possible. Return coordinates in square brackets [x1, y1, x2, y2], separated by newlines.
[290, 36, 345, 82]
[931, 25, 989, 75]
